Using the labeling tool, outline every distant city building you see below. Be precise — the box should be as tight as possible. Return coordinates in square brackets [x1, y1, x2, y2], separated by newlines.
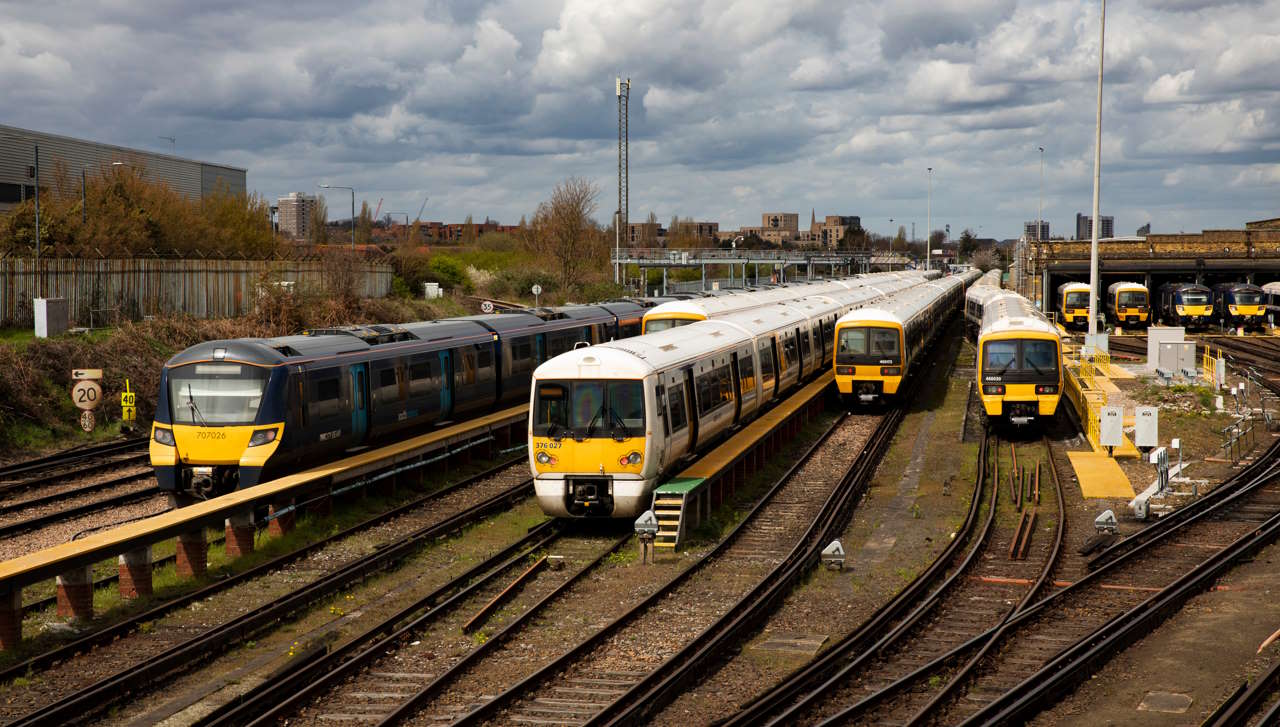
[277, 192, 318, 240]
[814, 214, 861, 249]
[1023, 221, 1049, 241]
[1136, 223, 1151, 236]
[627, 221, 664, 245]
[1075, 213, 1115, 240]
[0, 123, 246, 214]
[762, 212, 799, 235]
[417, 219, 518, 242]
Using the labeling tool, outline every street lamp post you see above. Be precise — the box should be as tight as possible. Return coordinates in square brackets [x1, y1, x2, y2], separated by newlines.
[1087, 0, 1106, 344]
[888, 218, 894, 255]
[1037, 146, 1045, 242]
[318, 184, 356, 250]
[926, 167, 933, 272]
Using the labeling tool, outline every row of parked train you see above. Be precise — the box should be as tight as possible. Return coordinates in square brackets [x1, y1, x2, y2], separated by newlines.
[1057, 280, 1276, 331]
[148, 271, 932, 501]
[530, 266, 1062, 519]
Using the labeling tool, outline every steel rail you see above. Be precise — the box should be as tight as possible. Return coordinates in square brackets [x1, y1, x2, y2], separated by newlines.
[0, 438, 147, 480]
[0, 471, 154, 519]
[429, 410, 858, 727]
[595, 403, 908, 727]
[200, 519, 565, 727]
[964, 500, 1280, 725]
[0, 482, 162, 540]
[0, 456, 528, 711]
[778, 432, 1002, 726]
[718, 430, 994, 727]
[1205, 654, 1280, 727]
[240, 530, 632, 727]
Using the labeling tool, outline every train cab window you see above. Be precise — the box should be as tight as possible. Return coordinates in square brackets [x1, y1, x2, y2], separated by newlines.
[533, 380, 644, 438]
[838, 328, 867, 356]
[1022, 341, 1058, 374]
[739, 354, 756, 393]
[870, 330, 899, 358]
[1064, 291, 1089, 309]
[668, 384, 688, 432]
[1235, 290, 1263, 305]
[1117, 291, 1147, 308]
[168, 363, 270, 425]
[984, 341, 1018, 372]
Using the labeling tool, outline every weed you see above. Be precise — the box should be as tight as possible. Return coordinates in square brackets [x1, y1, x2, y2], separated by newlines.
[606, 549, 638, 566]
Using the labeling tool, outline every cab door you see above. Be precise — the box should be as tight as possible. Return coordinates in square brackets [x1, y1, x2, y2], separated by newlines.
[438, 350, 454, 420]
[349, 363, 369, 444]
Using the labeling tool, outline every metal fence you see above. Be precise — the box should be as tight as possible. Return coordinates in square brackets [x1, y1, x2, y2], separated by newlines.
[0, 257, 394, 326]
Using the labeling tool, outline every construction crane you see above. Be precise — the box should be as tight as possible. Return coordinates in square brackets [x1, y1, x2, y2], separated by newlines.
[414, 195, 429, 222]
[372, 198, 383, 222]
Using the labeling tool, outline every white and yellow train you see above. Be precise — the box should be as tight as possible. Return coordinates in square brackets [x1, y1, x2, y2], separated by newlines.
[966, 275, 1062, 424]
[834, 270, 981, 400]
[528, 272, 941, 518]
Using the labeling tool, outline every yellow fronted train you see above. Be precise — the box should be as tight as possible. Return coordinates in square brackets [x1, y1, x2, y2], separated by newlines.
[967, 283, 1063, 425]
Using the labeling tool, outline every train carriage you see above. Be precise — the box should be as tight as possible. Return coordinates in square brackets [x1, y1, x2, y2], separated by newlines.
[1057, 282, 1092, 328]
[152, 304, 632, 501]
[976, 293, 1062, 424]
[834, 271, 980, 400]
[1157, 282, 1213, 328]
[964, 269, 1006, 334]
[1211, 282, 1266, 331]
[1106, 281, 1149, 328]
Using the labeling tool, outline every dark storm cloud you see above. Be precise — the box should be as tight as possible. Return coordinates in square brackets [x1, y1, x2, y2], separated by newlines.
[0, 0, 1277, 237]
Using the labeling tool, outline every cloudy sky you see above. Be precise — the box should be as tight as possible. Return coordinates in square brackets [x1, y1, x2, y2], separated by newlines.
[2, 0, 1278, 239]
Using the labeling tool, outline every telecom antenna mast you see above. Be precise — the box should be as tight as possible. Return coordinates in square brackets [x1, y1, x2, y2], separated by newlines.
[616, 76, 630, 284]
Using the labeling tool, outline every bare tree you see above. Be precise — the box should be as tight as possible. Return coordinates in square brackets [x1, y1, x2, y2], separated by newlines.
[521, 177, 607, 292]
[309, 196, 329, 245]
[971, 247, 1000, 272]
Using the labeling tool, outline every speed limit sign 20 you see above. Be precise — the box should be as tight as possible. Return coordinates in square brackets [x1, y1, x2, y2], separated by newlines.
[71, 380, 102, 410]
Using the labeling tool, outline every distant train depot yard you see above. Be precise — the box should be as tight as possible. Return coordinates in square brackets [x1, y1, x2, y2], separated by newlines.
[3, 263, 1280, 727]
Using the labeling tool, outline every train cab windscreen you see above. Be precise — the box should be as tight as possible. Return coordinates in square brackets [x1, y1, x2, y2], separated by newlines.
[534, 381, 645, 439]
[837, 327, 900, 363]
[984, 340, 1058, 378]
[1181, 289, 1210, 306]
[643, 318, 692, 334]
[1234, 289, 1262, 305]
[168, 363, 269, 425]
[1064, 291, 1089, 309]
[1117, 290, 1147, 308]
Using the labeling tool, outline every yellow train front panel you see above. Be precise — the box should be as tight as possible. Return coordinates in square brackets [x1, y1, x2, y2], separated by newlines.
[835, 365, 903, 395]
[979, 384, 1060, 417]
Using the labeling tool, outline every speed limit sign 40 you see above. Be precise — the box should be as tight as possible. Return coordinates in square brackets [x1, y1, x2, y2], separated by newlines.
[71, 380, 102, 411]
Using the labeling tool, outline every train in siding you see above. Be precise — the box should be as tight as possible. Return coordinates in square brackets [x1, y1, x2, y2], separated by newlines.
[1264, 282, 1280, 324]
[1211, 282, 1266, 330]
[834, 270, 981, 401]
[964, 269, 1005, 335]
[1156, 282, 1214, 328]
[966, 281, 1063, 425]
[150, 302, 651, 501]
[1057, 282, 1092, 328]
[1106, 282, 1150, 328]
[639, 270, 940, 333]
[527, 276, 937, 518]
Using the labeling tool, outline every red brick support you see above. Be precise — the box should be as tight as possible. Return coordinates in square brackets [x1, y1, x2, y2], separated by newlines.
[56, 565, 93, 621]
[0, 588, 21, 651]
[118, 547, 152, 600]
[224, 512, 255, 559]
[176, 531, 208, 580]
[268, 502, 295, 538]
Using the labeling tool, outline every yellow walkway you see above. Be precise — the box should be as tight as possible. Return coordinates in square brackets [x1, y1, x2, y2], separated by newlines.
[1068, 451, 1134, 498]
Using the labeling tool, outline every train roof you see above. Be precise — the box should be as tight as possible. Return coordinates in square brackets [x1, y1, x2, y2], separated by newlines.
[538, 320, 751, 379]
[1057, 282, 1090, 293]
[1212, 281, 1262, 290]
[980, 293, 1058, 338]
[838, 277, 969, 327]
[1107, 281, 1147, 292]
[1158, 281, 1210, 291]
[595, 301, 647, 318]
[1263, 282, 1280, 295]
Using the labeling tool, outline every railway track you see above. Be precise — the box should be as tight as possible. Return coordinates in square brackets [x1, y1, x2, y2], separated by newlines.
[0, 459, 535, 726]
[384, 407, 892, 727]
[718, 434, 1062, 726]
[0, 437, 147, 487]
[917, 433, 1280, 724]
[1202, 655, 1280, 727]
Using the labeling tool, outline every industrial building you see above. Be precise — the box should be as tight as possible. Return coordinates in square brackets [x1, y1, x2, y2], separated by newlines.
[0, 123, 246, 213]
[277, 192, 319, 240]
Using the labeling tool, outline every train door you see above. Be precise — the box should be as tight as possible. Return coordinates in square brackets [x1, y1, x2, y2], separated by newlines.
[438, 350, 454, 420]
[349, 363, 369, 444]
[683, 368, 698, 451]
[535, 333, 546, 364]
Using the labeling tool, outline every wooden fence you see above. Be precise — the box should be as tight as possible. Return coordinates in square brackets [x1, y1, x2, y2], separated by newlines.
[0, 257, 394, 326]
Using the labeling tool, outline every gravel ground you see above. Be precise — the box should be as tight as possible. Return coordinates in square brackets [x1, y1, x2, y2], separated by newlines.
[470, 412, 881, 727]
[0, 456, 150, 504]
[0, 463, 531, 722]
[655, 326, 976, 725]
[0, 488, 169, 562]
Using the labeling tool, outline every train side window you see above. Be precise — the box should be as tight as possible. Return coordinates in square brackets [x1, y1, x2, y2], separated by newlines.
[739, 354, 756, 393]
[458, 349, 477, 385]
[800, 330, 811, 360]
[292, 375, 305, 428]
[477, 346, 493, 369]
[310, 373, 342, 420]
[376, 365, 399, 403]
[408, 359, 435, 396]
[668, 384, 688, 432]
[760, 342, 775, 385]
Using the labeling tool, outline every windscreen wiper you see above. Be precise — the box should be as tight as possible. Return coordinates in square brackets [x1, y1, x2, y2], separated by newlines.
[584, 406, 605, 440]
[607, 408, 629, 441]
[186, 384, 208, 427]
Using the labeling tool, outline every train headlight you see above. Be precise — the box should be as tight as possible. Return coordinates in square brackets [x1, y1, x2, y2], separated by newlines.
[247, 429, 277, 447]
[153, 427, 175, 446]
[1036, 385, 1058, 395]
[880, 366, 901, 376]
[620, 451, 642, 465]
[983, 384, 1006, 395]
[535, 451, 554, 465]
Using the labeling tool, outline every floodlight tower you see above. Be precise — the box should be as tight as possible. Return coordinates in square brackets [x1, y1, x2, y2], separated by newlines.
[616, 76, 631, 284]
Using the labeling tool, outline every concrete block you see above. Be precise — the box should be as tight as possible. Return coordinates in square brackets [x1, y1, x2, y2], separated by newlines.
[33, 298, 68, 338]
